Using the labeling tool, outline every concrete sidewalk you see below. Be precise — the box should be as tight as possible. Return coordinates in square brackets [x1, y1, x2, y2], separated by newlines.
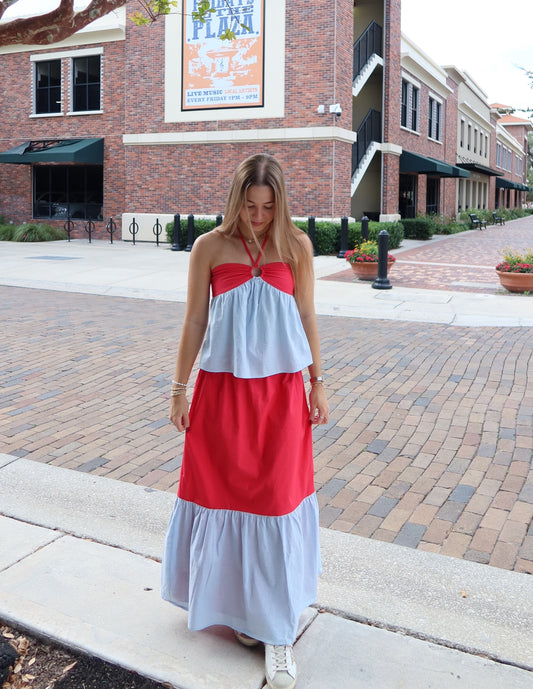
[1, 234, 533, 687]
[1, 453, 532, 688]
[2, 236, 533, 326]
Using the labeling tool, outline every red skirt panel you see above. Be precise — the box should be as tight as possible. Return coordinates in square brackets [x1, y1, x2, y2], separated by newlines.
[177, 370, 314, 517]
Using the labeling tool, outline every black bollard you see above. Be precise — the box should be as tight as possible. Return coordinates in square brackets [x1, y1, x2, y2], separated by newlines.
[185, 214, 194, 252]
[361, 215, 369, 241]
[337, 215, 348, 258]
[215, 214, 223, 227]
[308, 216, 318, 256]
[171, 213, 182, 251]
[372, 229, 392, 290]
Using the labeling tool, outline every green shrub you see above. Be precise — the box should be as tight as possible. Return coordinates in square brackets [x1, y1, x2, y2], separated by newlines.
[401, 217, 434, 240]
[11, 223, 67, 242]
[438, 220, 470, 235]
[296, 218, 404, 254]
[165, 216, 404, 255]
[165, 217, 218, 246]
[0, 224, 15, 240]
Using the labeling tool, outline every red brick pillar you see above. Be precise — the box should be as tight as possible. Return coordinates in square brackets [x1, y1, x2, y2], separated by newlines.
[381, 0, 402, 219]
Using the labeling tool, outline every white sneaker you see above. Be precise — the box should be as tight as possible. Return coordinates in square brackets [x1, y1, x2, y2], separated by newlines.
[265, 644, 297, 689]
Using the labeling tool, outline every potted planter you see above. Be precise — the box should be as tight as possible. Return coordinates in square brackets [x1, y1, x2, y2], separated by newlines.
[496, 249, 533, 293]
[345, 240, 396, 281]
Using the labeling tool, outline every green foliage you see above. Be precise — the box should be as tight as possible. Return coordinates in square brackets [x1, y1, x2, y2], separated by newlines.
[294, 219, 404, 254]
[459, 207, 533, 224]
[130, 1, 177, 26]
[437, 220, 469, 235]
[401, 217, 434, 240]
[11, 223, 67, 242]
[130, 0, 250, 40]
[165, 217, 404, 255]
[0, 223, 15, 240]
[165, 217, 218, 245]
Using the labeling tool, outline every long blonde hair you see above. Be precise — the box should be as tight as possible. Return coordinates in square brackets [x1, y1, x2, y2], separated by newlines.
[219, 153, 311, 287]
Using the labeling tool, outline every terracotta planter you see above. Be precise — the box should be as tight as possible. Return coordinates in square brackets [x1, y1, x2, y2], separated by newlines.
[350, 261, 395, 281]
[496, 270, 533, 293]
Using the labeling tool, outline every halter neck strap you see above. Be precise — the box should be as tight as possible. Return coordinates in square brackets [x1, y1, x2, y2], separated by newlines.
[237, 228, 270, 268]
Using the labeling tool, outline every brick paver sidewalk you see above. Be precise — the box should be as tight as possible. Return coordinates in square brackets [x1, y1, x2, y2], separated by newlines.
[328, 214, 533, 294]
[1, 281, 532, 574]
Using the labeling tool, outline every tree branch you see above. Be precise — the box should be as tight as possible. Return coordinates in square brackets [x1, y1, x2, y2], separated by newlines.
[0, 0, 126, 47]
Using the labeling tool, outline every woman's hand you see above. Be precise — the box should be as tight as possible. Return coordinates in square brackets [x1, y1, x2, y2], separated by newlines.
[169, 395, 190, 431]
[309, 384, 329, 425]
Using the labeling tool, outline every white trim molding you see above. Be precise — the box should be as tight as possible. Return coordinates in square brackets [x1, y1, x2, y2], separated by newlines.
[30, 47, 104, 62]
[123, 127, 357, 146]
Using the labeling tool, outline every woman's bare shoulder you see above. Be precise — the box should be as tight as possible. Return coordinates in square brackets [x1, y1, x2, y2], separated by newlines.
[190, 228, 227, 258]
[292, 227, 313, 253]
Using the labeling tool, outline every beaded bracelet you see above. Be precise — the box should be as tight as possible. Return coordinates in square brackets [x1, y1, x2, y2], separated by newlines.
[310, 376, 324, 386]
[170, 389, 187, 397]
[172, 380, 187, 387]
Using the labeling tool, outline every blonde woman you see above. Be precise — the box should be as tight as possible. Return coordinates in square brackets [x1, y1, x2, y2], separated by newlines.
[162, 153, 329, 689]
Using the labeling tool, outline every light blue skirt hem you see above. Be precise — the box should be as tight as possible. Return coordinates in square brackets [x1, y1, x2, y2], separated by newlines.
[161, 493, 321, 646]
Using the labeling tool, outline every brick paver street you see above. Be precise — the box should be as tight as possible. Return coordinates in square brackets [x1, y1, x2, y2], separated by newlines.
[1, 218, 533, 575]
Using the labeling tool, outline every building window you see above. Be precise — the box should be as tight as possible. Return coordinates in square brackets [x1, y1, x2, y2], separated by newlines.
[401, 79, 419, 132]
[467, 124, 471, 151]
[428, 97, 441, 141]
[496, 142, 501, 167]
[460, 120, 465, 148]
[411, 85, 419, 131]
[72, 55, 101, 112]
[35, 60, 61, 114]
[33, 165, 103, 220]
[484, 135, 488, 158]
[474, 128, 478, 154]
[401, 80, 408, 128]
[426, 177, 439, 215]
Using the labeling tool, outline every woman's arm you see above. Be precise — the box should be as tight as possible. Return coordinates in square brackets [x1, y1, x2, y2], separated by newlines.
[169, 234, 212, 431]
[294, 234, 330, 425]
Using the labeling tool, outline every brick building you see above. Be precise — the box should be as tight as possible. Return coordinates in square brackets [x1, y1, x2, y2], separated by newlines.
[0, 0, 529, 240]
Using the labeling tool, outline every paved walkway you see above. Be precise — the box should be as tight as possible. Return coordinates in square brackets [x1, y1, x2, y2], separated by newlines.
[1, 217, 533, 573]
[1, 218, 533, 687]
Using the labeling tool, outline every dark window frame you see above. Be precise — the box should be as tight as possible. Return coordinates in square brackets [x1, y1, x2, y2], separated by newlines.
[401, 80, 408, 128]
[72, 55, 101, 112]
[401, 79, 419, 132]
[33, 164, 103, 221]
[35, 59, 62, 114]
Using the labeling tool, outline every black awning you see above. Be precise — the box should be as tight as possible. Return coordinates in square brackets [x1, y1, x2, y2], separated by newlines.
[456, 162, 503, 177]
[400, 151, 470, 178]
[0, 138, 103, 164]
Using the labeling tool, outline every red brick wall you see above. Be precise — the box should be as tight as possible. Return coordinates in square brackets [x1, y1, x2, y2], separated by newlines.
[381, 0, 401, 216]
[0, 39, 126, 237]
[0, 0, 354, 238]
[123, 0, 353, 218]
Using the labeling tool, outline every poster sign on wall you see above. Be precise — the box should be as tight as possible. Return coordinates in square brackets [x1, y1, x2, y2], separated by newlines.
[182, 0, 264, 111]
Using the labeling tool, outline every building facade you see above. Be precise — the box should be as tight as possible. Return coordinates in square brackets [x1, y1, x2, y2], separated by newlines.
[0, 0, 530, 241]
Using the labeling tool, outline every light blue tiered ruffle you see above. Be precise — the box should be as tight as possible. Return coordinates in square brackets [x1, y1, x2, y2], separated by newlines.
[161, 493, 321, 646]
[200, 277, 312, 379]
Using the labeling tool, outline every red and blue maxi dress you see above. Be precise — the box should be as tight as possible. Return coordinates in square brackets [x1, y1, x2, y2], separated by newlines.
[161, 238, 321, 646]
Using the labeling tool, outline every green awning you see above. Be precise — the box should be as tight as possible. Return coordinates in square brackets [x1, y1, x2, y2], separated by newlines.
[400, 151, 470, 178]
[496, 177, 528, 191]
[0, 138, 103, 164]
